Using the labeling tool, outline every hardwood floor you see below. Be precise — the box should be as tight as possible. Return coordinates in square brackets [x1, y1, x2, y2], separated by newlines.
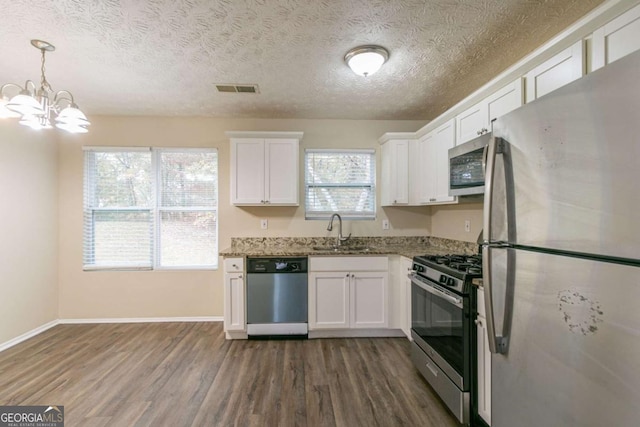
[0, 323, 458, 426]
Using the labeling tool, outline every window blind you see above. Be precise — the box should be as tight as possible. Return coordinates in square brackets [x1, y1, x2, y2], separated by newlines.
[83, 148, 218, 270]
[305, 149, 376, 219]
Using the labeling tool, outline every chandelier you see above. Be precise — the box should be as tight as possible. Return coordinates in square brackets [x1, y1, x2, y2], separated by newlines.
[0, 40, 90, 134]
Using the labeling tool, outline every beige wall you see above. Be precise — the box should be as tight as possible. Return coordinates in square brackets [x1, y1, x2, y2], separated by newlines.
[430, 202, 483, 243]
[57, 116, 428, 319]
[0, 122, 59, 344]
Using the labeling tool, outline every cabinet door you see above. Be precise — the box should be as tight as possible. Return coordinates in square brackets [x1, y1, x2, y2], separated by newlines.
[525, 40, 584, 101]
[309, 272, 350, 330]
[476, 314, 492, 425]
[350, 271, 388, 329]
[456, 101, 487, 145]
[487, 78, 524, 124]
[231, 138, 265, 204]
[592, 4, 640, 71]
[224, 272, 245, 331]
[417, 131, 437, 204]
[381, 140, 410, 206]
[433, 119, 456, 203]
[265, 139, 299, 205]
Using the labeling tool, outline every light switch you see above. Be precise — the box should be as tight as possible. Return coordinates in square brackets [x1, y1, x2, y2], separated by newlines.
[382, 219, 390, 230]
[261, 219, 268, 229]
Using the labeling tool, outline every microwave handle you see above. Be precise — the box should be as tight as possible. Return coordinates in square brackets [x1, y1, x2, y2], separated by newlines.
[482, 144, 489, 175]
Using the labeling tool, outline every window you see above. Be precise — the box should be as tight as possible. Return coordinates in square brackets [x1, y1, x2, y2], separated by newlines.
[304, 149, 376, 219]
[83, 147, 218, 270]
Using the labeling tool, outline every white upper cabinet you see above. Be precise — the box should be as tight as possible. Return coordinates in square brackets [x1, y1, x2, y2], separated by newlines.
[592, 4, 640, 71]
[456, 78, 524, 145]
[381, 139, 410, 206]
[525, 40, 584, 101]
[228, 131, 302, 206]
[456, 102, 487, 145]
[486, 78, 524, 125]
[418, 119, 456, 205]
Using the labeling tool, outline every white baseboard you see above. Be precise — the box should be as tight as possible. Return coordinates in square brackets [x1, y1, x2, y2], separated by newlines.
[0, 320, 59, 353]
[58, 316, 223, 324]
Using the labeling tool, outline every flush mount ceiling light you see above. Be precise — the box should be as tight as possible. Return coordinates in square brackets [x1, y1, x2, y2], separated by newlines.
[344, 45, 389, 77]
[0, 40, 90, 133]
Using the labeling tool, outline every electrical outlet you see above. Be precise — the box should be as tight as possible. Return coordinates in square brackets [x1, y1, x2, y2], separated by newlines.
[464, 220, 470, 232]
[260, 219, 268, 230]
[382, 219, 390, 230]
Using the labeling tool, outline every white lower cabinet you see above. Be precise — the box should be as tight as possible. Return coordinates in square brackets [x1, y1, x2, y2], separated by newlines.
[308, 272, 350, 329]
[309, 256, 389, 332]
[476, 287, 492, 425]
[223, 258, 246, 337]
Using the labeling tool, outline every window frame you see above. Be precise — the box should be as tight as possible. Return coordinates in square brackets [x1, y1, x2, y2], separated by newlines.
[83, 146, 219, 271]
[304, 148, 376, 220]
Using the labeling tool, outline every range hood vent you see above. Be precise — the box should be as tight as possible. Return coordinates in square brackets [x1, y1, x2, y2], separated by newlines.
[215, 84, 259, 94]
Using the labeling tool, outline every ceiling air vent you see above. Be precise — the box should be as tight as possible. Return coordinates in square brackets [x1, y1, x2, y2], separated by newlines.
[215, 84, 259, 94]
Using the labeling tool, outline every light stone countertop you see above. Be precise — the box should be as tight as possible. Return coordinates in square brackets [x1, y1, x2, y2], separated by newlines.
[220, 236, 478, 259]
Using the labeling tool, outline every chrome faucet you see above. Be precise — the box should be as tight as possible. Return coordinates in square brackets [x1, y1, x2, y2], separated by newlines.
[327, 213, 351, 247]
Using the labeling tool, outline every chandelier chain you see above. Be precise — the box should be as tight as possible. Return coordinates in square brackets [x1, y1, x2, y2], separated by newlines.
[40, 48, 52, 92]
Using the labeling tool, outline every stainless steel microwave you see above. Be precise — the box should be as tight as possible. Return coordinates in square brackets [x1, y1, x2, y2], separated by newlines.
[448, 133, 492, 196]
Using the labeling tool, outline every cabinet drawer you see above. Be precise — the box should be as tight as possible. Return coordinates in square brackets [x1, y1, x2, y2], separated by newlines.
[309, 256, 388, 272]
[224, 258, 244, 272]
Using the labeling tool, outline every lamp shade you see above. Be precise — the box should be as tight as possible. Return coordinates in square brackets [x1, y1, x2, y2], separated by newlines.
[345, 46, 389, 77]
[0, 97, 21, 118]
[7, 93, 45, 116]
[55, 122, 89, 134]
[56, 105, 90, 125]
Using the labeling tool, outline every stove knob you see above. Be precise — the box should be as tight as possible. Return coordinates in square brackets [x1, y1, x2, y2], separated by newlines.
[439, 275, 447, 284]
[447, 277, 455, 286]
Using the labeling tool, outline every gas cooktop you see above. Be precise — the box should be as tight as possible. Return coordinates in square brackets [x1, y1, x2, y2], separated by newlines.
[412, 254, 483, 294]
[415, 254, 483, 275]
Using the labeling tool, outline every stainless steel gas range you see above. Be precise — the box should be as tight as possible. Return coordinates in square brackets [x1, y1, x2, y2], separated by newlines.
[409, 254, 482, 425]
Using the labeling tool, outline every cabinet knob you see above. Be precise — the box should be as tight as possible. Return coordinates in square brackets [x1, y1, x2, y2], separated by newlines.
[477, 130, 482, 135]
[238, 275, 243, 279]
[475, 319, 483, 326]
[430, 198, 436, 202]
[232, 264, 238, 268]
[346, 274, 350, 278]
[393, 200, 397, 204]
[260, 200, 265, 204]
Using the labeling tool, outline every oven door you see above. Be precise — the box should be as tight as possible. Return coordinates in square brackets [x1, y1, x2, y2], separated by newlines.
[410, 274, 470, 390]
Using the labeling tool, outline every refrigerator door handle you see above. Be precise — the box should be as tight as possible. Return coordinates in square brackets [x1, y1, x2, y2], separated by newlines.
[482, 136, 500, 243]
[483, 245, 509, 354]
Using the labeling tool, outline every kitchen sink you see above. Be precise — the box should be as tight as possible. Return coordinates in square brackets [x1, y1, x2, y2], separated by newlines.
[311, 245, 369, 252]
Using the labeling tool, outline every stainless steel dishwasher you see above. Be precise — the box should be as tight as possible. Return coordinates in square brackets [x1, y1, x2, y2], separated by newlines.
[246, 257, 308, 337]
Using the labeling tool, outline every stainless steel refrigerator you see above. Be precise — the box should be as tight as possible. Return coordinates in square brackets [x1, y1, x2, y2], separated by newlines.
[483, 49, 640, 426]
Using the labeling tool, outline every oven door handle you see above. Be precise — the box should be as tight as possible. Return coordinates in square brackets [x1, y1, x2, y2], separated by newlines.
[410, 275, 463, 309]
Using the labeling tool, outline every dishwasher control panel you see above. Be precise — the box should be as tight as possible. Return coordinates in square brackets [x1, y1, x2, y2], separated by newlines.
[247, 257, 308, 273]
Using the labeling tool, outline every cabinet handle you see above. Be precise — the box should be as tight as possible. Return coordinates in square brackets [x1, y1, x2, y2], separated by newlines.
[430, 198, 436, 202]
[238, 275, 243, 279]
[475, 318, 483, 326]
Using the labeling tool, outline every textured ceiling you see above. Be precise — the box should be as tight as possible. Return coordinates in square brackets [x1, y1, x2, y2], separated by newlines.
[0, 0, 604, 120]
